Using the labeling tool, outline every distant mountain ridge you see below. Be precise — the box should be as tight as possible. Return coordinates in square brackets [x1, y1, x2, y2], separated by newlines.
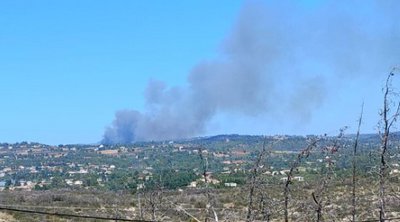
[1, 131, 399, 147]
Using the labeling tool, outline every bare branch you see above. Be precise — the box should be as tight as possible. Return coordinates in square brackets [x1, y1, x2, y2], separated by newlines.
[246, 137, 280, 222]
[352, 103, 364, 222]
[284, 138, 319, 222]
[378, 70, 398, 222]
[199, 148, 218, 222]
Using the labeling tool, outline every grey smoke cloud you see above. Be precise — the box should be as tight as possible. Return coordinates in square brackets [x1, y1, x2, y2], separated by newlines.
[103, 0, 399, 144]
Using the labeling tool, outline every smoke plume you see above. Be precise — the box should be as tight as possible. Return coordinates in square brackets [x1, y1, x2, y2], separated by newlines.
[103, 0, 400, 144]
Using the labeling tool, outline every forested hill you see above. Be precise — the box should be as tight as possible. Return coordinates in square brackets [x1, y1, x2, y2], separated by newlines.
[2, 131, 399, 152]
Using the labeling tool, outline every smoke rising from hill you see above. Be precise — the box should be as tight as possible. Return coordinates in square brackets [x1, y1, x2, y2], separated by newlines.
[103, 0, 400, 144]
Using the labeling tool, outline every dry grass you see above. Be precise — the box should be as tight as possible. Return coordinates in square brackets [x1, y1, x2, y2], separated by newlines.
[0, 212, 17, 222]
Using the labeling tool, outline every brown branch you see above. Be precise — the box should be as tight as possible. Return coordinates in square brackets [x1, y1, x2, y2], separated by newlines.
[284, 138, 319, 222]
[378, 70, 398, 222]
[352, 103, 364, 222]
[246, 137, 280, 222]
[199, 148, 218, 222]
[312, 192, 322, 222]
[310, 128, 346, 222]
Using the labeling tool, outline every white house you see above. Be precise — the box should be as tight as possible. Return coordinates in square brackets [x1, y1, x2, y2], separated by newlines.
[224, 182, 237, 187]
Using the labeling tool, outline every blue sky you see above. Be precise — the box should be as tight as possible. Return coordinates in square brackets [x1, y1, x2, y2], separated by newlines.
[0, 1, 399, 144]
